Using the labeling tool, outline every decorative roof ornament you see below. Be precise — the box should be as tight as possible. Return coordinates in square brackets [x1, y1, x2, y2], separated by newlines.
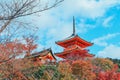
[72, 16, 76, 36]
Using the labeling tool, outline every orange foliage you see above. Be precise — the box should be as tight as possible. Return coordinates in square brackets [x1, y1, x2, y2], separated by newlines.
[0, 38, 37, 80]
[92, 58, 114, 72]
[0, 42, 25, 63]
[58, 62, 74, 80]
[97, 65, 120, 80]
[71, 60, 96, 80]
[0, 38, 37, 64]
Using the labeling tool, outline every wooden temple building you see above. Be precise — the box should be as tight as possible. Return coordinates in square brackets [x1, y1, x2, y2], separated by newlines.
[26, 48, 56, 64]
[55, 17, 94, 60]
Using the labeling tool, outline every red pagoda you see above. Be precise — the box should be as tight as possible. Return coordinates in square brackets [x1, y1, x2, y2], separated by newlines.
[55, 17, 94, 60]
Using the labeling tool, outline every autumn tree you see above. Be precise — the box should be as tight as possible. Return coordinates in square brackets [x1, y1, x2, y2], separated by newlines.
[92, 58, 114, 73]
[0, 40, 25, 63]
[0, 37, 37, 80]
[23, 35, 37, 56]
[34, 65, 60, 80]
[71, 60, 96, 80]
[0, 58, 35, 80]
[97, 64, 120, 80]
[91, 58, 120, 80]
[58, 62, 74, 80]
[108, 58, 120, 72]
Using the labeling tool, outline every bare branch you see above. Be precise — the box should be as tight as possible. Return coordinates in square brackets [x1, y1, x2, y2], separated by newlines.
[0, 0, 64, 33]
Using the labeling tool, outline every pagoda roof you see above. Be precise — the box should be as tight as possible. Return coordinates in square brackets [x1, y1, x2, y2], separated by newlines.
[56, 34, 93, 48]
[55, 47, 94, 59]
[27, 48, 56, 60]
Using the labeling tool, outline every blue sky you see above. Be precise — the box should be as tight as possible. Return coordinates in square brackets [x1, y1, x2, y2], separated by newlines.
[28, 0, 120, 59]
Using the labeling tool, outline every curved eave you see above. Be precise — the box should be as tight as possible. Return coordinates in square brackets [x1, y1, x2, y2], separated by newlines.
[49, 49, 57, 60]
[56, 35, 93, 48]
[28, 48, 56, 60]
[55, 48, 93, 59]
[55, 53, 66, 59]
[55, 52, 93, 59]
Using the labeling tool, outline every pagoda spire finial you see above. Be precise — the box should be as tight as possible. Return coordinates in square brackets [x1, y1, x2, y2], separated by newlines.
[72, 16, 76, 36]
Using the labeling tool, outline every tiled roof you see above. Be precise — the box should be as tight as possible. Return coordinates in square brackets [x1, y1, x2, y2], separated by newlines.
[26, 48, 56, 60]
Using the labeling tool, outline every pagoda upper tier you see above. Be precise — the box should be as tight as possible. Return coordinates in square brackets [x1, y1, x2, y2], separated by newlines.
[56, 16, 93, 49]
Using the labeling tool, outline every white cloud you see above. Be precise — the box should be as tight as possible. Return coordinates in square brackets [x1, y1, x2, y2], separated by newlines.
[31, 0, 120, 37]
[32, 0, 120, 29]
[55, 0, 120, 19]
[103, 16, 114, 27]
[76, 19, 95, 33]
[92, 33, 120, 46]
[97, 44, 120, 59]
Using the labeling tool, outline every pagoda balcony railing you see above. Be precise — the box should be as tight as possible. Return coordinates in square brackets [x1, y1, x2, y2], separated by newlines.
[64, 45, 85, 51]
